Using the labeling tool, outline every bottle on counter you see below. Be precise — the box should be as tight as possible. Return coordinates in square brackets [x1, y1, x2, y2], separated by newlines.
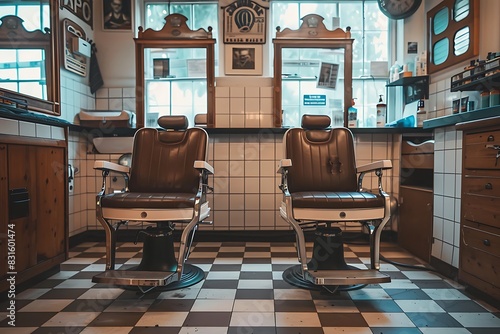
[348, 98, 358, 128]
[376, 95, 386, 127]
[417, 99, 427, 127]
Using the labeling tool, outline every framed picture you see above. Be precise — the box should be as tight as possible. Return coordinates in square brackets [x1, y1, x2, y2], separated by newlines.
[225, 44, 263, 76]
[317, 62, 339, 90]
[103, 0, 133, 31]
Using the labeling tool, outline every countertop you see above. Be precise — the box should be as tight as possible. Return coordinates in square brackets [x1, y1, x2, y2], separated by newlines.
[423, 105, 500, 130]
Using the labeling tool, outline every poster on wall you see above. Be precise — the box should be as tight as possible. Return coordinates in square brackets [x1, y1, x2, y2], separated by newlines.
[102, 0, 133, 31]
[317, 62, 339, 90]
[222, 0, 268, 44]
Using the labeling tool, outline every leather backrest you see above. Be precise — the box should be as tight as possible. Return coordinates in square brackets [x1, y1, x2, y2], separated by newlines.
[284, 125, 357, 193]
[128, 126, 208, 193]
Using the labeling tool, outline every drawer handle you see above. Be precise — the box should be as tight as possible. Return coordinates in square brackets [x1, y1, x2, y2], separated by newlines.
[483, 239, 491, 247]
[485, 183, 493, 190]
[487, 135, 495, 142]
[485, 145, 500, 166]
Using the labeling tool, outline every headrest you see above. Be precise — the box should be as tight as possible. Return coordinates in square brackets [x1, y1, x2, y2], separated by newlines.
[194, 113, 207, 126]
[158, 115, 188, 130]
[301, 115, 331, 129]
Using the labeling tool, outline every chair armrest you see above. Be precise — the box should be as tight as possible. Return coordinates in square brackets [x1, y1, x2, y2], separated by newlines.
[277, 159, 292, 173]
[357, 160, 392, 173]
[94, 160, 130, 174]
[194, 160, 214, 174]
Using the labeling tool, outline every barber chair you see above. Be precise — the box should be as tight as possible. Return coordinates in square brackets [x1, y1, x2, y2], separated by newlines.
[278, 115, 392, 291]
[92, 115, 213, 292]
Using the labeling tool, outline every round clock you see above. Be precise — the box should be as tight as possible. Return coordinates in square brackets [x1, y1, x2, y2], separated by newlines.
[377, 0, 422, 20]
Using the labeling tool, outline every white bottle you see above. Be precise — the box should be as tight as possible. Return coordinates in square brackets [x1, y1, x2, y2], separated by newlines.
[376, 95, 386, 127]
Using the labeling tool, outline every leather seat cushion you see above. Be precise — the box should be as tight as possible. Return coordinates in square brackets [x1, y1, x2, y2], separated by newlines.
[291, 191, 384, 209]
[101, 192, 195, 209]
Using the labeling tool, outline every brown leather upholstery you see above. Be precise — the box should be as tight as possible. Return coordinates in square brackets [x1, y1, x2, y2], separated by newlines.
[301, 114, 331, 129]
[101, 116, 207, 208]
[158, 115, 189, 130]
[285, 115, 383, 210]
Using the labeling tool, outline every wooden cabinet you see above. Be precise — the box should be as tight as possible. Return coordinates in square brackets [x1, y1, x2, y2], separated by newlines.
[457, 116, 500, 301]
[398, 138, 434, 262]
[0, 136, 67, 293]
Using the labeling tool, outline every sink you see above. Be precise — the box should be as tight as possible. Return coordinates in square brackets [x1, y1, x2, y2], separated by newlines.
[93, 137, 134, 154]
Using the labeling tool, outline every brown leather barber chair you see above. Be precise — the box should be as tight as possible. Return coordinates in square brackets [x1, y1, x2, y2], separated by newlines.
[278, 115, 392, 291]
[92, 115, 213, 292]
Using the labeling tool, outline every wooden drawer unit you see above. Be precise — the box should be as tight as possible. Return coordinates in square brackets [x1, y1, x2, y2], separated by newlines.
[457, 116, 500, 302]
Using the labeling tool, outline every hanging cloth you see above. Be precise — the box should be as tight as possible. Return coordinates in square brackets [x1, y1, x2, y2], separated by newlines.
[89, 41, 104, 94]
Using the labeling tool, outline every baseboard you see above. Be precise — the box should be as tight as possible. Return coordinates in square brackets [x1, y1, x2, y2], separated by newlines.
[70, 229, 398, 248]
[430, 256, 459, 281]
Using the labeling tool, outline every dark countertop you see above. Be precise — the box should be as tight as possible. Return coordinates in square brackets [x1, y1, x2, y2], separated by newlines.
[423, 105, 500, 130]
[68, 124, 433, 137]
[0, 106, 70, 127]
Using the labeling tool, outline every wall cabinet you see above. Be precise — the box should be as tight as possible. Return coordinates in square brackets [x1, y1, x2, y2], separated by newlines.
[456, 116, 500, 301]
[0, 137, 67, 293]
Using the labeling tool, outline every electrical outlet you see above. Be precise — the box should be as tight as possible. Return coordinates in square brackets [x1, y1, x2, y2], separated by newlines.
[68, 178, 74, 194]
[68, 164, 74, 194]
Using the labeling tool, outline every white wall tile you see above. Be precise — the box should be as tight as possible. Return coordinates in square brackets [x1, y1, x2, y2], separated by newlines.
[109, 98, 122, 110]
[108, 88, 122, 98]
[441, 242, 453, 265]
[452, 246, 459, 268]
[214, 140, 230, 160]
[434, 195, 444, 218]
[433, 217, 443, 240]
[245, 98, 260, 114]
[19, 121, 36, 137]
[245, 161, 260, 177]
[245, 86, 260, 98]
[230, 86, 245, 98]
[434, 173, 444, 196]
[444, 129, 456, 150]
[260, 86, 273, 98]
[260, 194, 276, 210]
[260, 160, 276, 177]
[434, 150, 445, 173]
[260, 97, 273, 114]
[245, 114, 260, 128]
[245, 194, 260, 210]
[454, 198, 461, 223]
[95, 99, 109, 110]
[229, 211, 245, 229]
[229, 160, 245, 176]
[36, 124, 51, 138]
[0, 118, 19, 135]
[443, 196, 455, 221]
[260, 211, 275, 227]
[244, 142, 260, 160]
[214, 176, 229, 193]
[229, 140, 245, 160]
[442, 218, 454, 244]
[216, 97, 230, 114]
[215, 114, 230, 128]
[213, 210, 229, 228]
[431, 239, 442, 258]
[230, 115, 245, 128]
[245, 177, 260, 193]
[260, 115, 274, 128]
[443, 173, 455, 197]
[230, 177, 245, 194]
[215, 86, 230, 98]
[245, 211, 260, 227]
[51, 126, 66, 140]
[260, 177, 276, 194]
[230, 194, 245, 210]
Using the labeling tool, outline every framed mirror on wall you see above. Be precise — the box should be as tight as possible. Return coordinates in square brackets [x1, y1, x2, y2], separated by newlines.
[0, 0, 60, 115]
[273, 14, 353, 128]
[134, 14, 216, 128]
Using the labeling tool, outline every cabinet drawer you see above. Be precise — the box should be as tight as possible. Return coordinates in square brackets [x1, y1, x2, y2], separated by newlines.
[460, 245, 500, 289]
[463, 174, 500, 198]
[462, 195, 500, 229]
[464, 130, 500, 170]
[462, 225, 500, 258]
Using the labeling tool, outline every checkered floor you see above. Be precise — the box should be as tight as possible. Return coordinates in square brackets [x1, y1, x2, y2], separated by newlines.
[1, 240, 500, 333]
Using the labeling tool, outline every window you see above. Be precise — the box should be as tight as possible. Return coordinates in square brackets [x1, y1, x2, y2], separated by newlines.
[271, 0, 389, 127]
[427, 0, 479, 74]
[142, 1, 218, 126]
[0, 4, 49, 100]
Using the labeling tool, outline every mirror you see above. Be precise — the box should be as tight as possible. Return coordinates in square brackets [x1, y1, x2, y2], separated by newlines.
[0, 0, 60, 115]
[135, 14, 216, 128]
[273, 14, 353, 128]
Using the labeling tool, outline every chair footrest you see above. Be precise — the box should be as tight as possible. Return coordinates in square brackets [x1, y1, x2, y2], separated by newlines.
[92, 270, 177, 287]
[305, 269, 391, 286]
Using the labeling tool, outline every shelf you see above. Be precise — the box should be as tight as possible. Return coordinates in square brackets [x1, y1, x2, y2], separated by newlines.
[450, 71, 500, 92]
[450, 57, 500, 92]
[386, 75, 429, 87]
[386, 75, 429, 104]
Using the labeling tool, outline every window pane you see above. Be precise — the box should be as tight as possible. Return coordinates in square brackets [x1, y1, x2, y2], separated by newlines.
[454, 0, 469, 21]
[454, 26, 470, 56]
[433, 38, 449, 65]
[433, 8, 449, 35]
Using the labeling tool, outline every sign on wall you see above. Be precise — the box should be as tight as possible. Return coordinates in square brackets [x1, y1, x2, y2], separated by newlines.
[61, 0, 93, 29]
[222, 0, 268, 44]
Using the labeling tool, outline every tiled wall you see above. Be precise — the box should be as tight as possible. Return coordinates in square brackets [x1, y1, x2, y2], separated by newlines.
[77, 131, 400, 233]
[432, 126, 462, 269]
[60, 71, 96, 123]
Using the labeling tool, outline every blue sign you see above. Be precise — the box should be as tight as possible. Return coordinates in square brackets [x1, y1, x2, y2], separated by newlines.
[304, 95, 326, 106]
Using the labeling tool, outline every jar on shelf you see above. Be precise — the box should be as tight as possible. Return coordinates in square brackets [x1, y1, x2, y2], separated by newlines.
[490, 89, 500, 106]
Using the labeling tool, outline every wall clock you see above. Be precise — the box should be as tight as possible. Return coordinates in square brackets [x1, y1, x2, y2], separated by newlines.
[377, 0, 422, 20]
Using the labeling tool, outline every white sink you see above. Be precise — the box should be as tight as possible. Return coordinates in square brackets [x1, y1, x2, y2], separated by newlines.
[93, 137, 134, 154]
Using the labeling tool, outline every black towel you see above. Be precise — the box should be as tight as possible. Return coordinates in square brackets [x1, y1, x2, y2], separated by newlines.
[89, 42, 104, 94]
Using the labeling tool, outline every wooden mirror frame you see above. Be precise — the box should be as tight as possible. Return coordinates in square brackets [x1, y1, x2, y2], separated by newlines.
[134, 14, 216, 128]
[273, 14, 353, 128]
[0, 1, 60, 115]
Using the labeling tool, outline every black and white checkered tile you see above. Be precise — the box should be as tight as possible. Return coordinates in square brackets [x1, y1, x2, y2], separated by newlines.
[1, 241, 499, 334]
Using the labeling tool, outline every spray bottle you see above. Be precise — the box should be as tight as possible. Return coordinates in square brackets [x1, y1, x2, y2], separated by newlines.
[376, 95, 386, 127]
[348, 98, 357, 128]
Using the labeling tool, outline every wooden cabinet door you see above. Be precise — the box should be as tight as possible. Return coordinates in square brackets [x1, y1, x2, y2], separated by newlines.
[35, 146, 66, 261]
[8, 145, 37, 272]
[0, 144, 7, 278]
[399, 186, 433, 262]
